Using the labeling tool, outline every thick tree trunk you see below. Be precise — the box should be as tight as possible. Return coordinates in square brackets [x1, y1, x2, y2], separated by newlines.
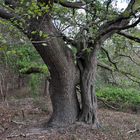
[28, 14, 79, 127]
[27, 14, 100, 128]
[78, 46, 99, 127]
[48, 69, 79, 127]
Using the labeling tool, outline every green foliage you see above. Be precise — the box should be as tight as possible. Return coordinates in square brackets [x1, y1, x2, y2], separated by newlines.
[132, 1, 140, 11]
[15, 0, 49, 19]
[97, 86, 140, 106]
[4, 43, 49, 75]
[29, 74, 43, 98]
[4, 44, 49, 97]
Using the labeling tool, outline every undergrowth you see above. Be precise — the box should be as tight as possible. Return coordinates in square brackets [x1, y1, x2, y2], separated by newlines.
[97, 86, 140, 107]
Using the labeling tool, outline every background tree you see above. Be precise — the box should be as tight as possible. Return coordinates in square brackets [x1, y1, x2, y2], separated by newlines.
[0, 0, 140, 128]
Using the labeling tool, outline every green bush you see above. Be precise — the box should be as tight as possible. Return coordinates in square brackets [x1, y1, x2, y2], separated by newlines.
[29, 74, 44, 97]
[97, 86, 140, 106]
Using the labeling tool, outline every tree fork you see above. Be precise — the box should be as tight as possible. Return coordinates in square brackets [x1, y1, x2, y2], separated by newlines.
[27, 15, 80, 127]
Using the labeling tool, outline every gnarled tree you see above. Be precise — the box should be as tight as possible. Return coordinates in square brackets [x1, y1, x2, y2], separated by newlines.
[0, 0, 140, 127]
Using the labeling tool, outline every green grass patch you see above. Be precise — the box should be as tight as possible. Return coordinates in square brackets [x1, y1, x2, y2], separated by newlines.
[97, 86, 140, 106]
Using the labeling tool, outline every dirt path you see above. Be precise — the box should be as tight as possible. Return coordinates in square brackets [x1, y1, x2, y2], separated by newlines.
[0, 98, 140, 140]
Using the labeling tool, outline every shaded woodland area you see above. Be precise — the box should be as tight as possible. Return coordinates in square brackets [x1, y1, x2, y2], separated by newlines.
[0, 0, 140, 139]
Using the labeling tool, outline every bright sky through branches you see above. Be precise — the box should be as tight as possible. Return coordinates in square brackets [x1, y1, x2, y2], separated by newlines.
[112, 0, 128, 11]
[78, 0, 128, 14]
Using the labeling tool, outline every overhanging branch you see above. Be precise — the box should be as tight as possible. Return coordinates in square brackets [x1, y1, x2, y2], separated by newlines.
[98, 61, 140, 84]
[54, 0, 85, 9]
[97, 0, 140, 42]
[118, 54, 140, 66]
[61, 33, 77, 46]
[118, 31, 140, 43]
[21, 67, 48, 75]
[4, 0, 17, 8]
[101, 47, 118, 69]
[97, 61, 113, 71]
[0, 8, 14, 20]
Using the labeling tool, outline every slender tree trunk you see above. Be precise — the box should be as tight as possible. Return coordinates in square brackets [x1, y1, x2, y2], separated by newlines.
[78, 46, 99, 127]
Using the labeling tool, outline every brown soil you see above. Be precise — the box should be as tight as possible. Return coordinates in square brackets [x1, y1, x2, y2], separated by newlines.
[0, 97, 140, 140]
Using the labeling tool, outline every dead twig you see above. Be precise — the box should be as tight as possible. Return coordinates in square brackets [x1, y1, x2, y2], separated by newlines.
[7, 133, 26, 138]
[11, 120, 26, 125]
[7, 131, 46, 138]
[98, 98, 120, 110]
[21, 110, 25, 120]
[127, 124, 140, 134]
[0, 123, 7, 132]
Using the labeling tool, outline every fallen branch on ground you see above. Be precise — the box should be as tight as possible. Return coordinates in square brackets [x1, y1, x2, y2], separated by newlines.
[127, 124, 140, 134]
[7, 133, 26, 138]
[97, 98, 120, 110]
[11, 120, 26, 125]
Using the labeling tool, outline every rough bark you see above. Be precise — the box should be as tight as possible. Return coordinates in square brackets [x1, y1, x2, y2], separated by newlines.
[48, 68, 79, 127]
[29, 13, 100, 127]
[78, 45, 99, 127]
[28, 14, 79, 127]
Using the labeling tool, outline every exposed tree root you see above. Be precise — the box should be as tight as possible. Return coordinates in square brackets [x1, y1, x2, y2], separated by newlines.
[79, 106, 94, 124]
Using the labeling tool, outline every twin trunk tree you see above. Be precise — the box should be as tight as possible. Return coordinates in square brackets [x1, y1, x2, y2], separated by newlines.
[0, 0, 139, 127]
[29, 15, 99, 127]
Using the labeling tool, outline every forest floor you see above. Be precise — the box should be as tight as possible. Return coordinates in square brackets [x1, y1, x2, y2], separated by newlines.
[0, 89, 140, 140]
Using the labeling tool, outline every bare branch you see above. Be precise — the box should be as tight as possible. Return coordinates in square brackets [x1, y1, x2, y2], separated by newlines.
[4, 0, 17, 8]
[125, 74, 140, 84]
[0, 8, 14, 20]
[106, 0, 113, 12]
[109, 17, 140, 31]
[98, 97, 119, 110]
[54, 0, 85, 9]
[97, 61, 113, 71]
[98, 61, 140, 84]
[61, 33, 77, 46]
[101, 47, 118, 69]
[21, 67, 47, 75]
[118, 31, 140, 43]
[98, 17, 140, 43]
[97, 0, 140, 42]
[118, 54, 140, 66]
[32, 33, 77, 47]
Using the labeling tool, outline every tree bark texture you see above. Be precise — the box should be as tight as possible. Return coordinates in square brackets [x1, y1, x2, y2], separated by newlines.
[28, 15, 79, 127]
[27, 14, 99, 127]
[78, 46, 99, 127]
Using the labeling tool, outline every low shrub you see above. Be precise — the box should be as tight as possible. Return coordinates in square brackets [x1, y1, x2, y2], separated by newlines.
[96, 86, 140, 107]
